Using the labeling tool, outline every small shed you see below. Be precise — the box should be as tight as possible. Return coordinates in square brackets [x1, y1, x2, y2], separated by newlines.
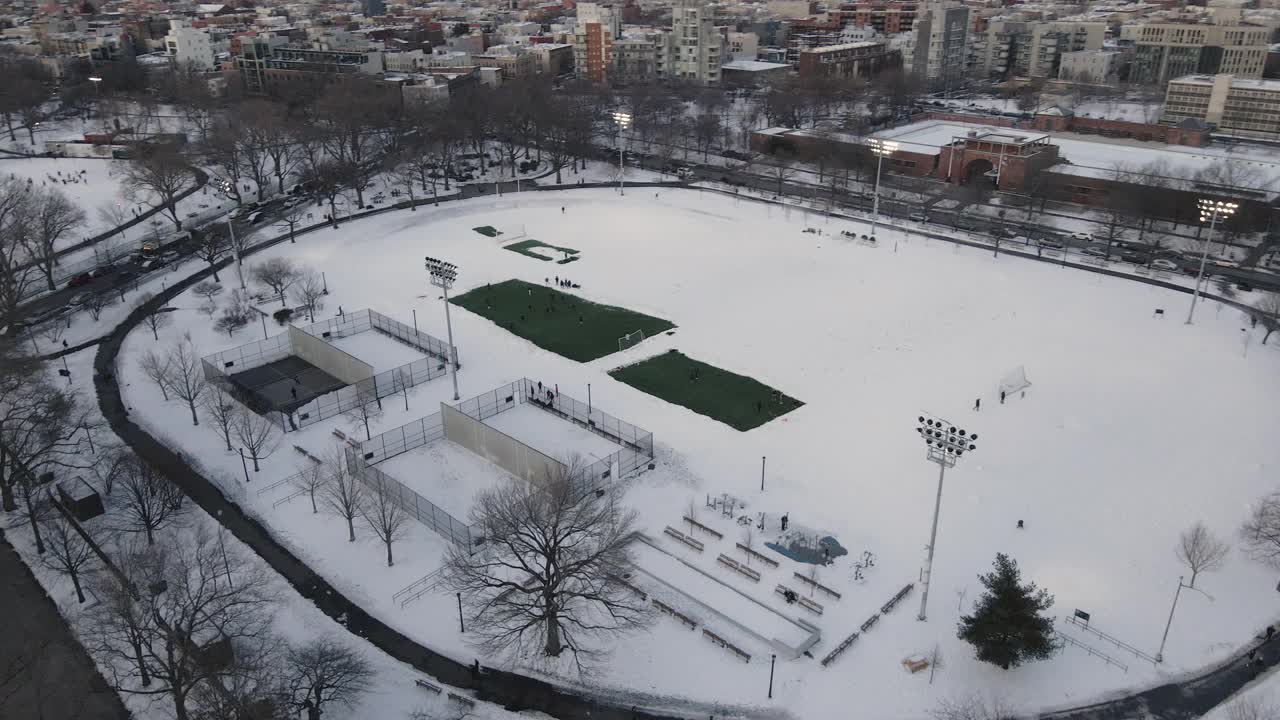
[56, 476, 105, 522]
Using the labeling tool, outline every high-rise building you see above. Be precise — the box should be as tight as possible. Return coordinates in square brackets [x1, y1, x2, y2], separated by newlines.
[573, 3, 620, 84]
[1121, 22, 1268, 85]
[660, 0, 726, 85]
[904, 0, 968, 88]
[980, 20, 1104, 80]
[164, 20, 217, 71]
[1162, 73, 1280, 139]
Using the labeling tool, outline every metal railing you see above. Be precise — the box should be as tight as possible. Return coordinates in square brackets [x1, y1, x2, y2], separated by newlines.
[1056, 630, 1128, 672]
[393, 568, 446, 609]
[1063, 615, 1157, 664]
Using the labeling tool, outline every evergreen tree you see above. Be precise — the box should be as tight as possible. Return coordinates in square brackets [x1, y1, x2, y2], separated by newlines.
[957, 553, 1058, 669]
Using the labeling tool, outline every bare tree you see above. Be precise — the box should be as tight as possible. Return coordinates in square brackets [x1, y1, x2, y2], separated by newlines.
[88, 525, 274, 720]
[84, 292, 112, 322]
[444, 457, 649, 670]
[319, 450, 364, 542]
[292, 461, 326, 514]
[40, 511, 95, 602]
[122, 146, 193, 230]
[85, 537, 154, 689]
[292, 270, 325, 323]
[0, 177, 38, 332]
[201, 386, 238, 452]
[1176, 522, 1229, 588]
[1258, 292, 1280, 345]
[284, 637, 373, 720]
[232, 407, 278, 473]
[192, 280, 223, 315]
[24, 188, 86, 291]
[139, 349, 172, 401]
[277, 202, 308, 244]
[1241, 492, 1280, 567]
[194, 227, 229, 283]
[251, 257, 300, 306]
[1226, 696, 1280, 720]
[360, 474, 408, 567]
[111, 452, 186, 545]
[345, 391, 382, 441]
[163, 334, 206, 426]
[137, 292, 171, 340]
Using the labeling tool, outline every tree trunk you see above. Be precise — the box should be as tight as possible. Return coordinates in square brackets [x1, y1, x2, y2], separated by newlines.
[346, 516, 355, 542]
[544, 609, 562, 656]
[130, 637, 150, 686]
[1, 448, 15, 512]
[189, 402, 199, 426]
[145, 523, 155, 546]
[1264, 328, 1273, 345]
[385, 539, 393, 567]
[26, 493, 44, 554]
[251, 453, 260, 472]
[44, 266, 55, 291]
[70, 568, 85, 603]
[309, 490, 317, 513]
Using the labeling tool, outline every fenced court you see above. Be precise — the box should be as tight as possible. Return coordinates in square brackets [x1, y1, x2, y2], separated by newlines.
[450, 279, 675, 362]
[202, 309, 457, 432]
[610, 350, 803, 431]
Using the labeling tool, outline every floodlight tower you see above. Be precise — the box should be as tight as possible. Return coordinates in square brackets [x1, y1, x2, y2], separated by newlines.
[425, 256, 461, 401]
[1187, 198, 1237, 325]
[914, 414, 978, 622]
[868, 138, 898, 241]
[612, 111, 632, 196]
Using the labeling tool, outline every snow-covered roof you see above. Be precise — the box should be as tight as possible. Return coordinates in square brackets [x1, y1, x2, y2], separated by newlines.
[720, 59, 790, 72]
[1169, 74, 1280, 92]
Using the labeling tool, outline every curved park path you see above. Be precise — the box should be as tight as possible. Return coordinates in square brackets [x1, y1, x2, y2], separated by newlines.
[78, 182, 1270, 720]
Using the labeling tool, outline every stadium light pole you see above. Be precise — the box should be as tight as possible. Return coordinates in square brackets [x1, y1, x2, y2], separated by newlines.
[425, 256, 461, 401]
[612, 111, 632, 196]
[914, 414, 978, 622]
[1187, 199, 1236, 325]
[868, 138, 898, 242]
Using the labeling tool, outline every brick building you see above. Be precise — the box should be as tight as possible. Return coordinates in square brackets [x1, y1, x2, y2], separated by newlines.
[934, 128, 1060, 191]
[831, 1, 916, 35]
[797, 40, 896, 78]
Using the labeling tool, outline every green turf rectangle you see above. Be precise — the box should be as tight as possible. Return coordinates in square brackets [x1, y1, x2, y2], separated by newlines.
[503, 239, 580, 262]
[451, 279, 675, 362]
[609, 350, 802, 431]
[472, 226, 500, 237]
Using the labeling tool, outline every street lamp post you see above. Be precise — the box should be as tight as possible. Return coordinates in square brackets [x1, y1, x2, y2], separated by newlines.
[425, 256, 461, 401]
[1187, 199, 1237, 325]
[612, 111, 632, 196]
[868, 139, 898, 242]
[228, 218, 246, 290]
[914, 414, 978, 621]
[88, 76, 102, 118]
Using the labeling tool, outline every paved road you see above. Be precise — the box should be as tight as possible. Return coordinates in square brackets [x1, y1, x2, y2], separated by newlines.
[0, 529, 131, 720]
[80, 183, 1271, 720]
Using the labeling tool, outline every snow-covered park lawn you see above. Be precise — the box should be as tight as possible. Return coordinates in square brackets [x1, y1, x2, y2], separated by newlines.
[117, 187, 1280, 719]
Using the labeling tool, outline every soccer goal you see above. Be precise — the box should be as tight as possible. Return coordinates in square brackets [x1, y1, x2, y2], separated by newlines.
[999, 366, 1032, 397]
[618, 329, 646, 352]
[502, 224, 527, 242]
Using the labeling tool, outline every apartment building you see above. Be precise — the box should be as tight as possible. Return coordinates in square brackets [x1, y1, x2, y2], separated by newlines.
[831, 1, 917, 35]
[797, 40, 895, 78]
[904, 0, 969, 88]
[164, 20, 218, 71]
[659, 0, 726, 85]
[980, 20, 1105, 80]
[473, 45, 539, 80]
[1162, 73, 1280, 139]
[1058, 49, 1124, 84]
[615, 32, 660, 83]
[1121, 22, 1268, 85]
[573, 2, 620, 84]
[235, 35, 384, 94]
[727, 31, 759, 61]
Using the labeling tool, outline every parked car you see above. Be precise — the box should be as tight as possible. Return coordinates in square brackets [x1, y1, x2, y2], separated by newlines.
[69, 291, 91, 306]
[1011, 235, 1030, 245]
[246, 210, 266, 225]
[66, 272, 93, 288]
[1081, 245, 1110, 259]
[1150, 258, 1179, 272]
[1037, 237, 1065, 250]
[909, 212, 928, 222]
[998, 227, 1019, 239]
[1070, 232, 1093, 243]
[1120, 251, 1149, 264]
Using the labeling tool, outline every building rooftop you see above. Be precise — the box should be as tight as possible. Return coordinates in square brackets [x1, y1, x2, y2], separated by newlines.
[721, 59, 790, 71]
[1169, 74, 1280, 91]
[799, 40, 884, 53]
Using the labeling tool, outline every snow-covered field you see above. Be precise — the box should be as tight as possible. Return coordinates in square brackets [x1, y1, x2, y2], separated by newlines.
[117, 187, 1280, 719]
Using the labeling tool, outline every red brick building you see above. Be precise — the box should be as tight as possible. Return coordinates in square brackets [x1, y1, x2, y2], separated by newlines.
[831, 1, 916, 34]
[934, 129, 1060, 191]
[797, 40, 897, 78]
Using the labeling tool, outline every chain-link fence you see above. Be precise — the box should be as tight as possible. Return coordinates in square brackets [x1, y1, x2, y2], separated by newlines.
[357, 411, 445, 465]
[455, 381, 524, 423]
[201, 309, 458, 433]
[516, 378, 655, 483]
[344, 447, 475, 550]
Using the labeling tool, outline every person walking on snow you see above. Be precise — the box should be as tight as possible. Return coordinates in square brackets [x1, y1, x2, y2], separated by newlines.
[1000, 390, 1006, 404]
[974, 398, 981, 411]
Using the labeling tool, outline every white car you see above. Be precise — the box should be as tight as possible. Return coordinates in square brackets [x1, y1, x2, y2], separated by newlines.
[1151, 258, 1179, 272]
[909, 212, 928, 222]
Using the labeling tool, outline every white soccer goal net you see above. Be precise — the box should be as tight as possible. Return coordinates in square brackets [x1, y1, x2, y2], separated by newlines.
[500, 224, 527, 242]
[618, 329, 646, 352]
[999, 366, 1032, 396]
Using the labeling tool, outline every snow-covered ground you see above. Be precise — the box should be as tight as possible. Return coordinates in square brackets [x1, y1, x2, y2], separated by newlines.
[3, 346, 554, 720]
[117, 187, 1280, 719]
[482, 402, 622, 463]
[328, 331, 426, 375]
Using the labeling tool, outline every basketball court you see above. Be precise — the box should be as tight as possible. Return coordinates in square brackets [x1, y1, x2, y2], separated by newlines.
[227, 356, 347, 414]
